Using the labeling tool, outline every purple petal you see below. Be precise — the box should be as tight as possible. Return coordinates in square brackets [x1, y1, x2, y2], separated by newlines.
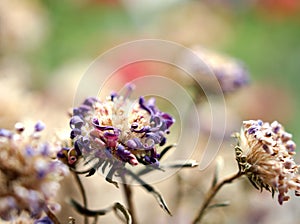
[139, 97, 152, 115]
[83, 97, 97, 107]
[34, 121, 45, 132]
[70, 116, 84, 129]
[25, 146, 35, 156]
[74, 141, 82, 156]
[110, 91, 118, 101]
[0, 129, 12, 138]
[126, 139, 138, 149]
[144, 156, 159, 168]
[70, 128, 81, 139]
[79, 104, 93, 113]
[248, 127, 257, 135]
[34, 216, 54, 224]
[145, 132, 161, 144]
[161, 113, 175, 129]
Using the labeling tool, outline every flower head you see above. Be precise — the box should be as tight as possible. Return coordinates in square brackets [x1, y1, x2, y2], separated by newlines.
[193, 46, 249, 93]
[235, 120, 300, 204]
[0, 122, 69, 221]
[58, 84, 175, 175]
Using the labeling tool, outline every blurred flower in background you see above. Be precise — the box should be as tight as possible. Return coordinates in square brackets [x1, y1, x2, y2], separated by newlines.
[0, 121, 68, 222]
[192, 46, 250, 93]
[0, 0, 48, 53]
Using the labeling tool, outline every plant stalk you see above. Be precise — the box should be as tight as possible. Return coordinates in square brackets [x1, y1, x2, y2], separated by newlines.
[121, 175, 137, 224]
[73, 172, 89, 224]
[44, 206, 61, 224]
[192, 171, 243, 224]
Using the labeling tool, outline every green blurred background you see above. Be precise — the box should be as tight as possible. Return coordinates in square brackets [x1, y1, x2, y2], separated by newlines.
[2, 0, 300, 134]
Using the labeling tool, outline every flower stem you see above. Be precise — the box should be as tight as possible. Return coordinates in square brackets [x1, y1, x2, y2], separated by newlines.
[192, 171, 243, 224]
[44, 206, 61, 224]
[121, 175, 137, 224]
[73, 172, 89, 224]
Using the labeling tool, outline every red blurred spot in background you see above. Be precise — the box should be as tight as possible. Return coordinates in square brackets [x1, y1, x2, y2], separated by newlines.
[259, 0, 300, 17]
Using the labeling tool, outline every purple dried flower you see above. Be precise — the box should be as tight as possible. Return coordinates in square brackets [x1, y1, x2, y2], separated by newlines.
[59, 84, 175, 173]
[34, 121, 46, 132]
[0, 122, 69, 221]
[235, 120, 300, 205]
[193, 46, 250, 93]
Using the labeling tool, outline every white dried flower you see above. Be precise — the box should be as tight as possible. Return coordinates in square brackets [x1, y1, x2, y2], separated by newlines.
[235, 120, 300, 204]
[0, 122, 69, 221]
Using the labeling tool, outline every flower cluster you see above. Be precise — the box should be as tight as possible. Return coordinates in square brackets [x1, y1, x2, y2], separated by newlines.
[193, 46, 249, 93]
[0, 121, 69, 221]
[235, 119, 300, 204]
[58, 85, 175, 174]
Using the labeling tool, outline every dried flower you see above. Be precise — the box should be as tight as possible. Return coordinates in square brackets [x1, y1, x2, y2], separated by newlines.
[0, 122, 69, 221]
[193, 46, 249, 93]
[235, 119, 300, 204]
[58, 84, 175, 176]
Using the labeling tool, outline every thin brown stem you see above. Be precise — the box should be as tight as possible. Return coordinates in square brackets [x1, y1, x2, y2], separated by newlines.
[44, 206, 61, 224]
[121, 175, 137, 224]
[192, 171, 243, 224]
[73, 172, 89, 224]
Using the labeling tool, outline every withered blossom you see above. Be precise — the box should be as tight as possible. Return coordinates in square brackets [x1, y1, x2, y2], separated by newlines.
[0, 121, 69, 221]
[58, 84, 175, 181]
[193, 46, 249, 93]
[235, 119, 300, 204]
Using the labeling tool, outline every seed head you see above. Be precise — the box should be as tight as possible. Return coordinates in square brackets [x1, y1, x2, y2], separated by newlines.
[0, 122, 69, 221]
[235, 120, 300, 204]
[58, 85, 175, 176]
[194, 46, 249, 93]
